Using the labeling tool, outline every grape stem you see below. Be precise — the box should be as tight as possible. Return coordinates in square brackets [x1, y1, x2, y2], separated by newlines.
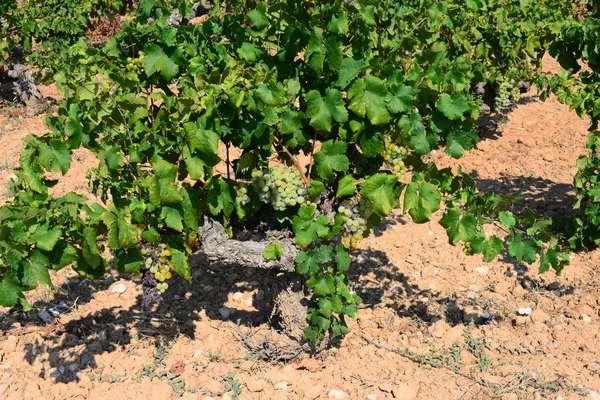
[273, 137, 310, 188]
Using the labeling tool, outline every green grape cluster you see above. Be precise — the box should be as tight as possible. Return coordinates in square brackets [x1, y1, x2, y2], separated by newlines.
[125, 51, 145, 74]
[140, 243, 172, 295]
[338, 200, 368, 249]
[494, 77, 520, 111]
[251, 165, 316, 211]
[235, 183, 250, 206]
[382, 137, 408, 178]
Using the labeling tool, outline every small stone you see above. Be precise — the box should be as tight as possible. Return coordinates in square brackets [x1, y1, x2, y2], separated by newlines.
[218, 307, 231, 318]
[68, 363, 79, 372]
[222, 395, 232, 400]
[367, 395, 378, 400]
[328, 388, 347, 399]
[232, 292, 245, 303]
[502, 394, 518, 400]
[274, 381, 288, 391]
[38, 310, 53, 323]
[587, 390, 600, 400]
[0, 384, 8, 395]
[49, 369, 62, 379]
[475, 265, 489, 275]
[517, 308, 532, 316]
[468, 284, 483, 293]
[192, 349, 203, 358]
[111, 283, 127, 294]
[581, 314, 593, 323]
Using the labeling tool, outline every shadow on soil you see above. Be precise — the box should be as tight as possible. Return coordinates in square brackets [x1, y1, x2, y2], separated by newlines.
[3, 166, 579, 383]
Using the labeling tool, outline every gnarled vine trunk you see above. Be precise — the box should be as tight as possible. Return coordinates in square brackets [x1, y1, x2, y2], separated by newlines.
[198, 216, 309, 340]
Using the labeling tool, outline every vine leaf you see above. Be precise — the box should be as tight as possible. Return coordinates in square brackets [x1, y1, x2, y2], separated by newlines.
[437, 93, 470, 120]
[23, 250, 53, 288]
[262, 243, 284, 260]
[143, 44, 179, 81]
[305, 89, 348, 133]
[30, 224, 62, 251]
[0, 273, 30, 308]
[403, 181, 441, 223]
[336, 175, 356, 197]
[314, 140, 349, 180]
[160, 206, 184, 232]
[348, 76, 391, 125]
[307, 275, 335, 296]
[508, 235, 538, 263]
[360, 173, 400, 216]
[439, 208, 477, 244]
[247, 3, 269, 28]
[499, 211, 516, 229]
[336, 58, 367, 89]
[171, 249, 191, 281]
[146, 160, 184, 205]
[292, 206, 331, 246]
[237, 42, 262, 62]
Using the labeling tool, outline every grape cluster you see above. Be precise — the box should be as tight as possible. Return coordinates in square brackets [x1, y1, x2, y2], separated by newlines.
[140, 243, 173, 305]
[382, 137, 408, 178]
[125, 51, 145, 74]
[235, 183, 250, 207]
[251, 165, 316, 211]
[494, 78, 520, 111]
[338, 200, 368, 249]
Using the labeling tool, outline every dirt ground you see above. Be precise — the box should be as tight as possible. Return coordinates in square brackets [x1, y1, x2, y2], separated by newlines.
[1, 55, 600, 400]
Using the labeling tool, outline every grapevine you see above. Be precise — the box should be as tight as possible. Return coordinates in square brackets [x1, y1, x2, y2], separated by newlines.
[1, 0, 596, 345]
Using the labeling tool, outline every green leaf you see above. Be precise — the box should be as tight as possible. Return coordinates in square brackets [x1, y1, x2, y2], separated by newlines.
[439, 208, 477, 244]
[508, 235, 538, 264]
[306, 27, 326, 73]
[499, 211, 516, 229]
[327, 12, 349, 34]
[143, 43, 179, 81]
[141, 228, 160, 243]
[292, 206, 331, 246]
[336, 58, 368, 89]
[171, 249, 191, 281]
[184, 122, 220, 155]
[23, 250, 53, 288]
[305, 89, 348, 133]
[336, 175, 356, 197]
[360, 174, 400, 216]
[438, 93, 470, 120]
[445, 130, 475, 159]
[295, 245, 333, 275]
[0, 273, 29, 308]
[307, 275, 335, 296]
[313, 140, 349, 180]
[348, 76, 391, 125]
[263, 242, 283, 260]
[146, 160, 184, 205]
[31, 224, 62, 251]
[114, 248, 143, 273]
[247, 3, 269, 28]
[403, 182, 441, 223]
[237, 42, 262, 62]
[335, 245, 351, 272]
[206, 177, 235, 217]
[38, 140, 71, 174]
[386, 85, 415, 114]
[160, 206, 184, 232]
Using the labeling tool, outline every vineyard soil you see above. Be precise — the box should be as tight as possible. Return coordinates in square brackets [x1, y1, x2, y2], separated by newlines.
[1, 56, 600, 400]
